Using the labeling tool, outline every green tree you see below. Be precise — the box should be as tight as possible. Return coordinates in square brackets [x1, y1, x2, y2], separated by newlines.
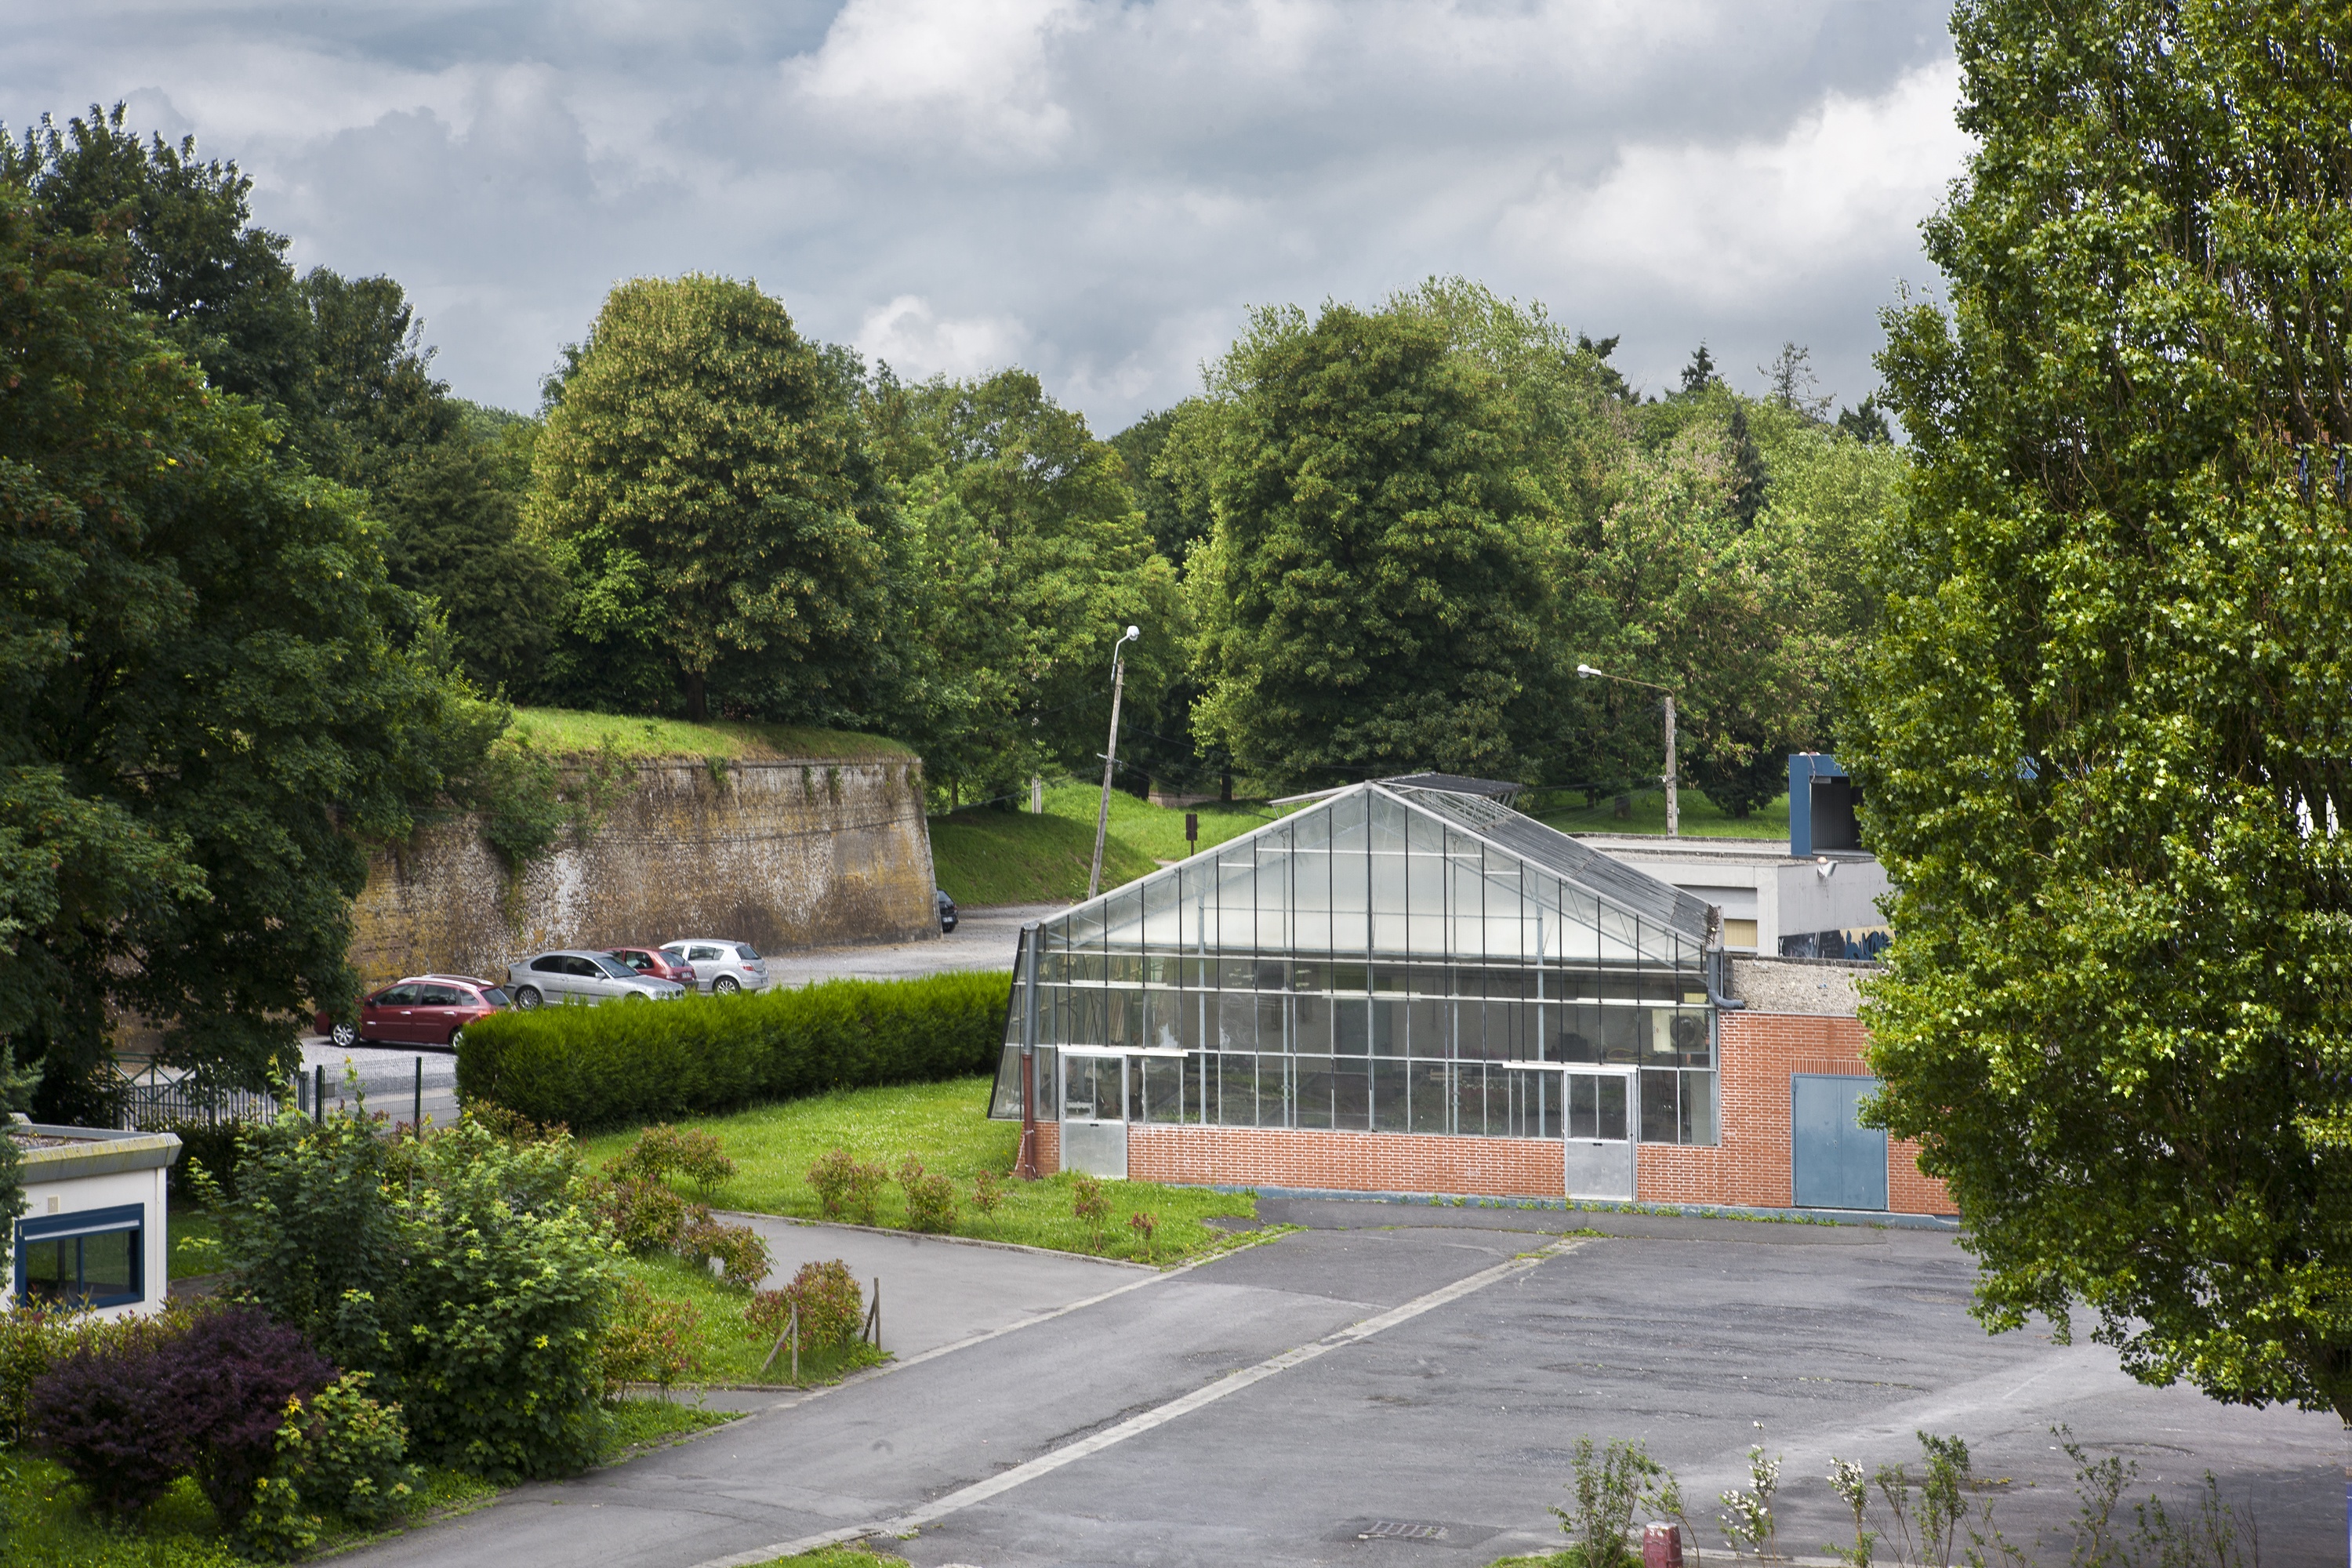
[0, 185, 489, 1120]
[866, 366, 1178, 804]
[530, 276, 890, 723]
[1848, 0, 2352, 1422]
[1186, 295, 1560, 786]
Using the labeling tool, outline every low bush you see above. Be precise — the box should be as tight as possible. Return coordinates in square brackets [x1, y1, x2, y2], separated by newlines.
[895, 1157, 956, 1234]
[597, 1279, 703, 1393]
[238, 1371, 416, 1559]
[807, 1147, 887, 1225]
[457, 970, 1011, 1130]
[24, 1313, 193, 1515]
[607, 1124, 736, 1195]
[783, 1260, 864, 1349]
[1072, 1173, 1111, 1252]
[678, 1215, 771, 1290]
[172, 1307, 339, 1530]
[970, 1167, 1006, 1224]
[592, 1175, 691, 1254]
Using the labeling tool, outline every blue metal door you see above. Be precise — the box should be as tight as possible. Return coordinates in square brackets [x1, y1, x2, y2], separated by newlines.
[1791, 1075, 1888, 1210]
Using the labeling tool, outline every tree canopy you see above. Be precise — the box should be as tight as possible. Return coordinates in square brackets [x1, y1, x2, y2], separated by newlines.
[0, 186, 489, 1119]
[1848, 0, 2352, 1422]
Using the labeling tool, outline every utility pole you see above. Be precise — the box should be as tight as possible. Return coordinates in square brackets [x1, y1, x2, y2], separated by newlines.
[1577, 663, 1680, 838]
[1087, 626, 1141, 899]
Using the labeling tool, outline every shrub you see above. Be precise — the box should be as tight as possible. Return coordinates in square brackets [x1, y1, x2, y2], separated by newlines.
[597, 1279, 702, 1393]
[1127, 1210, 1159, 1262]
[1071, 1173, 1111, 1252]
[743, 1288, 793, 1342]
[238, 1371, 416, 1559]
[807, 1148, 887, 1226]
[591, 1175, 690, 1254]
[678, 1215, 771, 1290]
[1552, 1436, 1675, 1568]
[456, 970, 1011, 1130]
[0, 1303, 81, 1446]
[608, 1124, 735, 1195]
[971, 1168, 1006, 1223]
[896, 1157, 956, 1234]
[25, 1313, 192, 1515]
[208, 1112, 622, 1482]
[784, 1260, 864, 1349]
[169, 1306, 339, 1530]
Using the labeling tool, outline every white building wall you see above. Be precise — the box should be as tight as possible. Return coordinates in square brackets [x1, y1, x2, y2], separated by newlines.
[9, 1145, 176, 1319]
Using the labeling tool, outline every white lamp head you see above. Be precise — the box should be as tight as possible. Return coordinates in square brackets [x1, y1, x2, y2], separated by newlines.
[1576, 663, 1599, 678]
[1124, 625, 1141, 641]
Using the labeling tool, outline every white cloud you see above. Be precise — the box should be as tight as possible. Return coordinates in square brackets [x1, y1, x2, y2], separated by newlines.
[855, 295, 1030, 379]
[792, 0, 1083, 157]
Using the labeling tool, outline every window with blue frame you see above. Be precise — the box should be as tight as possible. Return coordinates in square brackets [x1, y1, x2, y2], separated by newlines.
[15, 1203, 144, 1308]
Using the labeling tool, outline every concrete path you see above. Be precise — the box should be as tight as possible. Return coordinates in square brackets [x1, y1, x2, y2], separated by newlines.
[333, 1206, 2342, 1568]
[728, 1215, 1149, 1361]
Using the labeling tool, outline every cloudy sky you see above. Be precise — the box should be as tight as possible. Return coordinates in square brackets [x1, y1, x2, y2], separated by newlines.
[10, 1, 1971, 432]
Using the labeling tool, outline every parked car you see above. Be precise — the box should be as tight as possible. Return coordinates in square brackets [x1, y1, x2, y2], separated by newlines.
[317, 974, 509, 1050]
[935, 888, 958, 933]
[659, 939, 768, 995]
[609, 946, 696, 985]
[505, 949, 688, 1009]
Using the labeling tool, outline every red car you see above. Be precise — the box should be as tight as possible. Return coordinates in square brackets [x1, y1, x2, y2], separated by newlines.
[609, 946, 696, 985]
[317, 974, 509, 1050]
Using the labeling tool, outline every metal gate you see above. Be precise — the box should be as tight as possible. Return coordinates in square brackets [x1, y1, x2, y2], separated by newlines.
[1791, 1074, 1888, 1210]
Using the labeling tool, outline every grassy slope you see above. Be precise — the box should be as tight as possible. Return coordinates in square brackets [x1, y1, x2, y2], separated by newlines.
[506, 706, 912, 761]
[578, 1075, 1255, 1267]
[620, 1250, 886, 1386]
[1530, 788, 1791, 840]
[929, 782, 1298, 906]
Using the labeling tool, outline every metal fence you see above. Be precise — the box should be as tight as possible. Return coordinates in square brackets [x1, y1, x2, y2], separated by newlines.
[115, 1064, 285, 1130]
[296, 1056, 462, 1132]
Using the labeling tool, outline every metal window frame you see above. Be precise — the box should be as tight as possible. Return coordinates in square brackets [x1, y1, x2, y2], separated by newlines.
[15, 1202, 147, 1309]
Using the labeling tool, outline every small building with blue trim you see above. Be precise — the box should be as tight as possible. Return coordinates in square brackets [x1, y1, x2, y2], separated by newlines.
[6, 1116, 180, 1318]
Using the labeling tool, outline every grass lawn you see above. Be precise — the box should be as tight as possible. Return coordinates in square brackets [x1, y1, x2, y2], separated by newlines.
[1529, 787, 1790, 840]
[506, 706, 910, 763]
[0, 1401, 728, 1566]
[577, 1075, 1257, 1267]
[927, 809, 1157, 905]
[167, 1206, 220, 1281]
[930, 783, 1298, 906]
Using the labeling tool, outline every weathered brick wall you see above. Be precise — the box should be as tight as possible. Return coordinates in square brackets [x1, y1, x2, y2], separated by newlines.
[348, 757, 936, 988]
[1127, 1123, 1565, 1196]
[1637, 1012, 1953, 1215]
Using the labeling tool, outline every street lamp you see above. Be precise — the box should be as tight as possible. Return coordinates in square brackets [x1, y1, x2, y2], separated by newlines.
[1087, 626, 1142, 899]
[1576, 663, 1679, 837]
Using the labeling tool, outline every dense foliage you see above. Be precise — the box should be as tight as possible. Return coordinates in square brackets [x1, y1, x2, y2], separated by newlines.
[458, 971, 1009, 1130]
[203, 1112, 620, 1478]
[1847, 0, 2352, 1421]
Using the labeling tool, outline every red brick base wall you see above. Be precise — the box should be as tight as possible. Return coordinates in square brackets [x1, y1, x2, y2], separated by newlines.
[1020, 1011, 1955, 1217]
[1127, 1123, 1564, 1197]
[1638, 1012, 1954, 1216]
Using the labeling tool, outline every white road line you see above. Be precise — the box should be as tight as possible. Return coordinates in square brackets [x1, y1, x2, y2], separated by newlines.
[687, 1237, 1588, 1568]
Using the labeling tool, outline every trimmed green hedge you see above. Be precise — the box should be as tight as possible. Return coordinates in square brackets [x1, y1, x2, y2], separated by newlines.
[455, 971, 1011, 1131]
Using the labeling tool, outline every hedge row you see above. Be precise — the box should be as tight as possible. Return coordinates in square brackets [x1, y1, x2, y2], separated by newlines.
[454, 970, 1012, 1130]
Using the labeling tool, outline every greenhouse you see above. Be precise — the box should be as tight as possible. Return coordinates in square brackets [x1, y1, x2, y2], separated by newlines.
[987, 776, 1722, 1202]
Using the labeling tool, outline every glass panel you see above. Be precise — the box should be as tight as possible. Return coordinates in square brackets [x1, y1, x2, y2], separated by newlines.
[1370, 1059, 1408, 1131]
[1640, 1068, 1679, 1142]
[1333, 1056, 1372, 1128]
[1406, 995, 1444, 1057]
[81, 1229, 134, 1298]
[989, 1042, 1026, 1118]
[1568, 1073, 1596, 1139]
[1217, 1052, 1258, 1126]
[1409, 1062, 1450, 1134]
[1595, 1073, 1628, 1139]
[1218, 992, 1257, 1050]
[1140, 1056, 1189, 1123]
[1294, 1054, 1336, 1128]
[1679, 1069, 1719, 1145]
[20, 1236, 67, 1301]
[1256, 1054, 1290, 1128]
[1371, 999, 1405, 1057]
[1294, 994, 1333, 1054]
[1062, 1054, 1121, 1123]
[1456, 1060, 1487, 1137]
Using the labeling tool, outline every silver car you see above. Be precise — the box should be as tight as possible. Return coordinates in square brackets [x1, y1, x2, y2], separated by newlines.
[661, 938, 769, 995]
[506, 949, 688, 1009]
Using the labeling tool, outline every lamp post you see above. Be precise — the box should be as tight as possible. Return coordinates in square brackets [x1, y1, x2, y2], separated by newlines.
[1087, 626, 1142, 899]
[1576, 662, 1678, 837]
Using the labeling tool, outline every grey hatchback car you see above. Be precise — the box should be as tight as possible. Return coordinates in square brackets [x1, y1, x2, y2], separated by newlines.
[506, 949, 688, 1009]
[660, 939, 769, 995]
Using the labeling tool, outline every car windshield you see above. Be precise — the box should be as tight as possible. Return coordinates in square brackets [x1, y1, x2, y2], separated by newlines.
[480, 987, 510, 1007]
[735, 944, 762, 960]
[593, 956, 640, 980]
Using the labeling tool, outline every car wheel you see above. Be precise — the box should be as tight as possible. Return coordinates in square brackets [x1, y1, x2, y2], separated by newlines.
[448, 1027, 465, 1050]
[515, 985, 543, 1011]
[713, 975, 741, 996]
[329, 1021, 359, 1050]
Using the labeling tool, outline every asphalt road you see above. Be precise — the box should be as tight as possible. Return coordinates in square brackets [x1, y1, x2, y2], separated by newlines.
[337, 1201, 2340, 1568]
[758, 903, 1059, 988]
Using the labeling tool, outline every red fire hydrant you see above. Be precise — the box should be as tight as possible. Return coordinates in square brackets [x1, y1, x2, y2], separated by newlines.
[1641, 1521, 1685, 1568]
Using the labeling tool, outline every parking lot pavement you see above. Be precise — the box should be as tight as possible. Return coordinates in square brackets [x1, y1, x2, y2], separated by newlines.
[725, 1214, 1150, 1360]
[295, 1039, 459, 1129]
[328, 1203, 2343, 1568]
[757, 903, 1060, 989]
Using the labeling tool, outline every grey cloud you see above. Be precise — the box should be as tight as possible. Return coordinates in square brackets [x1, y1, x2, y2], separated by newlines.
[9, 0, 1963, 427]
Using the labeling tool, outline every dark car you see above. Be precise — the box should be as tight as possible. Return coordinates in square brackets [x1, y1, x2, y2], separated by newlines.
[318, 974, 509, 1051]
[610, 946, 696, 985]
[935, 888, 958, 933]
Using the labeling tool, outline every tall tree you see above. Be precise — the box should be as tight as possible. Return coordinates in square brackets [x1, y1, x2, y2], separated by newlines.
[529, 275, 890, 723]
[1186, 296, 1559, 786]
[1849, 0, 2352, 1422]
[0, 187, 490, 1120]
